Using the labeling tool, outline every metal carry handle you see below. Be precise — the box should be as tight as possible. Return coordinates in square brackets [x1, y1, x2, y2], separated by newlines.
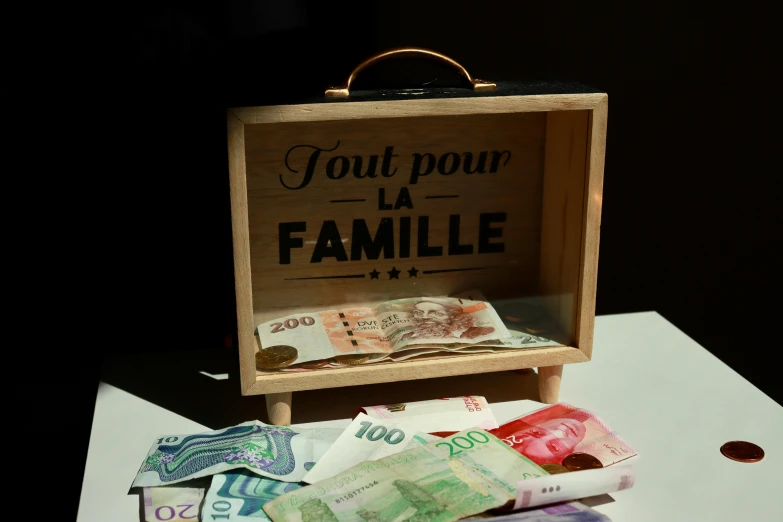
[325, 47, 497, 97]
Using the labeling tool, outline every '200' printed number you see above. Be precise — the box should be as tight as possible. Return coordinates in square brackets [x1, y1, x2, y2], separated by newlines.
[435, 431, 490, 457]
[270, 316, 315, 333]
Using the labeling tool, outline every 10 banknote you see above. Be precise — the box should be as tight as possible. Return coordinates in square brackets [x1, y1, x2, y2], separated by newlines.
[133, 421, 343, 487]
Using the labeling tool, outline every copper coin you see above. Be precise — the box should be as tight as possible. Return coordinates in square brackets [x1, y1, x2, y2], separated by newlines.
[332, 354, 370, 366]
[562, 452, 604, 471]
[523, 325, 550, 335]
[255, 345, 298, 369]
[504, 315, 522, 323]
[541, 463, 571, 475]
[720, 441, 765, 463]
[297, 360, 330, 370]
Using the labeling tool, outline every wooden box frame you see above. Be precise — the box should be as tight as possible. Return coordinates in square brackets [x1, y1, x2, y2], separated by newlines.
[227, 83, 607, 426]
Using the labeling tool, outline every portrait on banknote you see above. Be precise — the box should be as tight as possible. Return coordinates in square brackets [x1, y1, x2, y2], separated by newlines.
[398, 299, 497, 341]
[494, 413, 587, 465]
[489, 404, 637, 467]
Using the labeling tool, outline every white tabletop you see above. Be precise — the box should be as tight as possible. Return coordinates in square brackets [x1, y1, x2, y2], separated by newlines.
[78, 312, 783, 522]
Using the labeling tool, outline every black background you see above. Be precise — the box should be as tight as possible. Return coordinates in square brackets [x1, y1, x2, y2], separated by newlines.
[72, 1, 780, 519]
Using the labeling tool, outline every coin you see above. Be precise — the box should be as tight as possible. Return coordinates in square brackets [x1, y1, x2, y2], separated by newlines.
[720, 441, 765, 463]
[541, 463, 571, 475]
[255, 345, 298, 369]
[504, 315, 522, 323]
[523, 325, 550, 335]
[385, 403, 407, 412]
[332, 354, 370, 366]
[562, 452, 603, 471]
[297, 360, 329, 370]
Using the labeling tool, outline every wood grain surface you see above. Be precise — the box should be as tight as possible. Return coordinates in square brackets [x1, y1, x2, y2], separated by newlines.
[227, 93, 607, 396]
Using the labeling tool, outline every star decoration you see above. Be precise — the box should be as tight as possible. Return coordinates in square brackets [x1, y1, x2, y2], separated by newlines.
[407, 267, 419, 278]
[387, 267, 400, 279]
[369, 269, 380, 280]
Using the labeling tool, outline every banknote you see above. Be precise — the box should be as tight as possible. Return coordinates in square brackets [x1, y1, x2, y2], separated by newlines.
[400, 329, 559, 351]
[372, 331, 558, 361]
[361, 396, 499, 433]
[302, 413, 440, 484]
[381, 331, 560, 363]
[514, 465, 635, 510]
[278, 329, 557, 370]
[311, 346, 497, 367]
[403, 432, 441, 448]
[203, 471, 304, 521]
[475, 330, 561, 349]
[132, 421, 343, 487]
[263, 429, 547, 522]
[257, 297, 510, 366]
[489, 404, 637, 466]
[143, 486, 204, 522]
[465, 502, 611, 521]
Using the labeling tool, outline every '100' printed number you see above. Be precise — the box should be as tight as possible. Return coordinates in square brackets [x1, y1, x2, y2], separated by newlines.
[435, 431, 490, 457]
[354, 421, 406, 444]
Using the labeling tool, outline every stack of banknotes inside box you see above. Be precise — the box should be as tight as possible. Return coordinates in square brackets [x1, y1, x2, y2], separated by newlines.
[255, 292, 565, 371]
[133, 398, 637, 522]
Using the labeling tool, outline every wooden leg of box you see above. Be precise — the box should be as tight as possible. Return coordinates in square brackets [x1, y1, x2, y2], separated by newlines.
[266, 392, 292, 426]
[537, 365, 563, 404]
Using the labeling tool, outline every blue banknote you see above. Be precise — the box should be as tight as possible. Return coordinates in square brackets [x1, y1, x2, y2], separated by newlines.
[132, 421, 342, 487]
[203, 470, 307, 521]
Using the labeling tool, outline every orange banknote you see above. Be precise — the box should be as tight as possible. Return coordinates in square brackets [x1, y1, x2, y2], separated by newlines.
[257, 297, 510, 366]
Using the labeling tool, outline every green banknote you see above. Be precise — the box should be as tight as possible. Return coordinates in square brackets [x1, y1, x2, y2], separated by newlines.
[203, 471, 304, 521]
[263, 429, 546, 522]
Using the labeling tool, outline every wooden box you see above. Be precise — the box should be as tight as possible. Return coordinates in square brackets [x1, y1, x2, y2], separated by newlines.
[227, 49, 607, 425]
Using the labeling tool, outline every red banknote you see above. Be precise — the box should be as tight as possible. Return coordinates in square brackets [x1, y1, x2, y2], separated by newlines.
[489, 403, 637, 466]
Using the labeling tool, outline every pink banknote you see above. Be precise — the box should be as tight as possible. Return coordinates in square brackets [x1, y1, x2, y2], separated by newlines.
[489, 403, 637, 466]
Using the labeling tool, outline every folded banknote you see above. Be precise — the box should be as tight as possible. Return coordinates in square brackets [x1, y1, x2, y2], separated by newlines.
[361, 396, 499, 433]
[132, 421, 342, 487]
[257, 297, 510, 367]
[489, 403, 637, 467]
[514, 465, 635, 510]
[303, 413, 439, 484]
[465, 501, 611, 521]
[143, 486, 204, 522]
[203, 471, 303, 521]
